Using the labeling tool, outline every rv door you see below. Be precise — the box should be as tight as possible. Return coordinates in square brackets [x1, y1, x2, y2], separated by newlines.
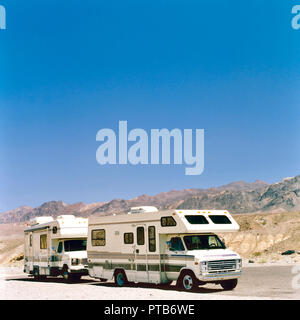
[132, 225, 149, 283]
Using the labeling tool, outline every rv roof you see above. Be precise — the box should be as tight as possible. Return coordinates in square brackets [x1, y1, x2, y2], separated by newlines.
[25, 216, 88, 235]
[88, 209, 240, 233]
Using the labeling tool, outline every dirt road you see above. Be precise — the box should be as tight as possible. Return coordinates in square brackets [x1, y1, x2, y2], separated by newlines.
[0, 265, 299, 300]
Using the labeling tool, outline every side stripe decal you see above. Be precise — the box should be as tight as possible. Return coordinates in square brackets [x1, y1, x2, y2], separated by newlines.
[88, 262, 185, 272]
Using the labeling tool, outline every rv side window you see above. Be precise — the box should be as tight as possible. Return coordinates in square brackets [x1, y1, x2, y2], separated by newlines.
[209, 215, 232, 224]
[40, 234, 47, 249]
[185, 215, 209, 224]
[65, 240, 87, 252]
[137, 227, 145, 245]
[124, 233, 134, 244]
[57, 242, 63, 253]
[92, 229, 106, 246]
[169, 237, 185, 251]
[148, 226, 156, 252]
[161, 216, 177, 227]
[29, 234, 32, 247]
[183, 235, 225, 250]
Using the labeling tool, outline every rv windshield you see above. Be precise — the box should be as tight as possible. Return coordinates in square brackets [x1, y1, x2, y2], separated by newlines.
[183, 235, 225, 250]
[64, 240, 87, 252]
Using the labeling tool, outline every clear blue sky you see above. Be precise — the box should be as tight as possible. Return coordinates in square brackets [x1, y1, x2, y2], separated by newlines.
[0, 0, 299, 211]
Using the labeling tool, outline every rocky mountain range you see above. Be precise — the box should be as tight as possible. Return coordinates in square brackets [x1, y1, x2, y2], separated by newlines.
[1, 175, 300, 224]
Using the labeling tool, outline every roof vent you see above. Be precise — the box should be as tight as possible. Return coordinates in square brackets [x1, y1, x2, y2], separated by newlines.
[128, 206, 158, 214]
[29, 216, 54, 226]
[57, 215, 75, 220]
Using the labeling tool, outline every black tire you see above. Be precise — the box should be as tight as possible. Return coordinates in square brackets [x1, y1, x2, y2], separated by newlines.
[177, 271, 198, 291]
[33, 267, 45, 281]
[33, 274, 46, 281]
[33, 270, 40, 280]
[62, 267, 73, 282]
[33, 275, 41, 280]
[114, 270, 128, 287]
[220, 279, 238, 291]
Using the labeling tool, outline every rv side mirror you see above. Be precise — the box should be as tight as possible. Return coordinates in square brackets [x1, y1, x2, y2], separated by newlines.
[166, 241, 171, 249]
[221, 238, 226, 246]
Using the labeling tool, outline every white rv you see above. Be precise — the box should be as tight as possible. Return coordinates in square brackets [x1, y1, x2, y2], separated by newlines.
[24, 215, 88, 281]
[87, 207, 242, 291]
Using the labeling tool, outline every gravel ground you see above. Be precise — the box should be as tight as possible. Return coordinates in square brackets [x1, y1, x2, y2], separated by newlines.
[1, 264, 300, 300]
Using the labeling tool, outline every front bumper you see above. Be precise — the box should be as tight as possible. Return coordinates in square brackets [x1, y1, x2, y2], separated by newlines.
[69, 267, 88, 275]
[69, 264, 89, 273]
[199, 270, 242, 282]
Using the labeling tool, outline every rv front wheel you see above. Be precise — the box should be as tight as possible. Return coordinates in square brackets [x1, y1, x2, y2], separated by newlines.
[220, 279, 238, 290]
[114, 270, 127, 287]
[62, 268, 73, 282]
[63, 270, 70, 281]
[177, 271, 198, 291]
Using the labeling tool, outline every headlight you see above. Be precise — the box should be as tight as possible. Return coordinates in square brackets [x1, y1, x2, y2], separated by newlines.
[200, 261, 208, 273]
[71, 258, 79, 265]
[236, 259, 242, 270]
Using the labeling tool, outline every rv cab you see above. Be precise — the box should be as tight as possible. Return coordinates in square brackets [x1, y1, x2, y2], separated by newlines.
[167, 233, 225, 253]
[55, 239, 87, 272]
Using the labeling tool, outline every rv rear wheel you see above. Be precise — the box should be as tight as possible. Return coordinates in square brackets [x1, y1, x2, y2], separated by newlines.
[220, 279, 238, 290]
[33, 268, 46, 281]
[114, 270, 128, 287]
[33, 271, 40, 281]
[177, 271, 198, 291]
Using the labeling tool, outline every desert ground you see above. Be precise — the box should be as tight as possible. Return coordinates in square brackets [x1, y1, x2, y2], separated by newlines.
[0, 211, 300, 299]
[0, 264, 299, 300]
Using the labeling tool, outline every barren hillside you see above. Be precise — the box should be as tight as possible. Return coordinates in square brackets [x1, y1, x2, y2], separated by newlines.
[0, 223, 24, 266]
[2, 175, 300, 224]
[222, 211, 300, 263]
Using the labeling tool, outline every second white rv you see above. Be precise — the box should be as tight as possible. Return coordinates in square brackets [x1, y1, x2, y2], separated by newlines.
[24, 215, 88, 281]
[87, 207, 242, 291]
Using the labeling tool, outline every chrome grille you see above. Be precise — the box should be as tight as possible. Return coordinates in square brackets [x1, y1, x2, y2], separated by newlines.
[208, 259, 236, 272]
